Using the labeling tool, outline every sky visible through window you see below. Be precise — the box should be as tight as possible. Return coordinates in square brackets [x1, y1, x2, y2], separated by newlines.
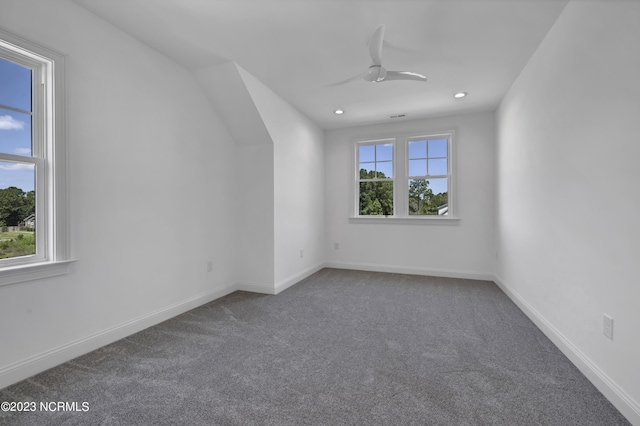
[359, 143, 393, 179]
[358, 141, 448, 195]
[0, 57, 34, 192]
[408, 139, 448, 195]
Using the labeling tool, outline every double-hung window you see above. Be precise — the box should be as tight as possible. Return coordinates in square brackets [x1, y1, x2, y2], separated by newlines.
[356, 140, 394, 216]
[407, 136, 450, 216]
[355, 132, 453, 219]
[0, 29, 70, 284]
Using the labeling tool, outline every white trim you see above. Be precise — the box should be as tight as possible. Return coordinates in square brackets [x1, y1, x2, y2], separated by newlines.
[325, 260, 493, 281]
[0, 259, 75, 287]
[236, 281, 276, 295]
[0, 281, 238, 390]
[349, 216, 459, 225]
[355, 139, 395, 217]
[0, 27, 70, 275]
[353, 131, 455, 219]
[0, 153, 39, 164]
[233, 263, 328, 295]
[2, 265, 636, 425]
[405, 132, 454, 217]
[493, 274, 640, 425]
[0, 265, 332, 388]
[274, 262, 325, 295]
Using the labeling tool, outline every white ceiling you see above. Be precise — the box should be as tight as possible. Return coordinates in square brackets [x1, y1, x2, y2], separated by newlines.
[72, 0, 569, 130]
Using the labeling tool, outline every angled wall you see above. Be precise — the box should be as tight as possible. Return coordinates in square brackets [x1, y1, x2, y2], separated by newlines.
[195, 63, 275, 290]
[236, 67, 325, 292]
[194, 62, 272, 148]
[194, 63, 325, 293]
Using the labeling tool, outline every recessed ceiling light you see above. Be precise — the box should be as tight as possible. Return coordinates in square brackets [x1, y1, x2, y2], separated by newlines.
[454, 92, 468, 99]
[334, 109, 344, 115]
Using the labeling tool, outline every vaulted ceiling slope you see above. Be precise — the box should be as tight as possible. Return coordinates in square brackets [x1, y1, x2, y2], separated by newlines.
[72, 0, 569, 129]
[195, 62, 273, 147]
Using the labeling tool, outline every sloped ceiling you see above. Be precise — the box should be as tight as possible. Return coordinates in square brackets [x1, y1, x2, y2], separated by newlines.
[195, 62, 273, 147]
[72, 0, 569, 129]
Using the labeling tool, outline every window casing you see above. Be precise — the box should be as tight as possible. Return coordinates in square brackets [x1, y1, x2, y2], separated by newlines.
[0, 29, 70, 285]
[354, 132, 454, 220]
[407, 136, 450, 216]
[356, 140, 394, 216]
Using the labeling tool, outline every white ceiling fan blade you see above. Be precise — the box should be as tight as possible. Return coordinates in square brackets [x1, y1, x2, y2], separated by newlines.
[369, 24, 385, 66]
[326, 70, 368, 86]
[382, 71, 427, 82]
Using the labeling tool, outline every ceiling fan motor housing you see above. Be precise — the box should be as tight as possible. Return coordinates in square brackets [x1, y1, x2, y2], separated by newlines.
[364, 65, 387, 82]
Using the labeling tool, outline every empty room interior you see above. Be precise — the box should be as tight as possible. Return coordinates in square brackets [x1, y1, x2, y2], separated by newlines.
[0, 0, 638, 424]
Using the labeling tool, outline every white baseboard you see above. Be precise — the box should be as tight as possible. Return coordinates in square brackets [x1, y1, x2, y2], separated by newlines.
[236, 262, 327, 295]
[325, 260, 494, 281]
[493, 274, 640, 426]
[0, 265, 325, 390]
[0, 281, 238, 390]
[5, 266, 636, 425]
[274, 262, 326, 295]
[236, 281, 276, 295]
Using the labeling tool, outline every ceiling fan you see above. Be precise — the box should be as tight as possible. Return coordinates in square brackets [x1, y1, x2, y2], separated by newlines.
[331, 24, 427, 85]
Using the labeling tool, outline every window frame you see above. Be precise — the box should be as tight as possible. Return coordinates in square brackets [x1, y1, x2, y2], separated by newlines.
[0, 28, 72, 286]
[355, 139, 396, 217]
[405, 133, 453, 217]
[352, 131, 457, 223]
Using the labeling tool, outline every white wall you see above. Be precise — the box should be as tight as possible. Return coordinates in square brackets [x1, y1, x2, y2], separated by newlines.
[194, 62, 273, 148]
[0, 0, 237, 387]
[194, 63, 276, 290]
[195, 62, 325, 293]
[237, 67, 325, 291]
[495, 0, 640, 422]
[325, 112, 495, 279]
[2, 1, 637, 422]
[234, 143, 275, 290]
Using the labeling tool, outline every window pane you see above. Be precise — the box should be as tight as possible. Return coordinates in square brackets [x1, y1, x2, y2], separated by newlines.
[0, 58, 32, 112]
[359, 162, 375, 178]
[359, 145, 375, 162]
[0, 160, 35, 193]
[0, 161, 36, 259]
[359, 181, 393, 216]
[408, 178, 448, 216]
[428, 139, 448, 158]
[376, 161, 393, 179]
[429, 178, 448, 195]
[376, 143, 393, 161]
[0, 109, 32, 156]
[408, 159, 426, 177]
[428, 158, 447, 175]
[408, 140, 426, 159]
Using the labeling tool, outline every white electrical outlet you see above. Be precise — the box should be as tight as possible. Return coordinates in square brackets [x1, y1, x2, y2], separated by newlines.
[207, 261, 213, 272]
[299, 249, 304, 258]
[603, 314, 614, 340]
[334, 242, 340, 250]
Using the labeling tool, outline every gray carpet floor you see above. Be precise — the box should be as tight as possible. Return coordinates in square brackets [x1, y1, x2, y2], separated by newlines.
[0, 268, 630, 425]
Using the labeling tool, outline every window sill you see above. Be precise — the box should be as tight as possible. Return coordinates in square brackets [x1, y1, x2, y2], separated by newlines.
[349, 216, 460, 225]
[0, 260, 76, 287]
